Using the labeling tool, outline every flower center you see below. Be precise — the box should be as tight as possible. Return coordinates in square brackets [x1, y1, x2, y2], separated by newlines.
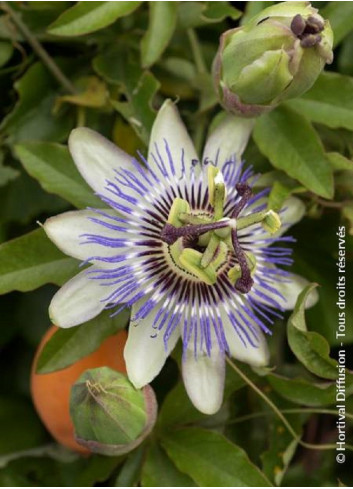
[160, 165, 281, 293]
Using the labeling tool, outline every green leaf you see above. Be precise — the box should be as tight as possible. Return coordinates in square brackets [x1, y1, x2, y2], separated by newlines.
[36, 309, 130, 373]
[253, 106, 334, 198]
[141, 3, 178, 68]
[0, 169, 68, 226]
[114, 446, 144, 487]
[338, 32, 353, 76]
[0, 397, 47, 456]
[201, 2, 241, 23]
[292, 219, 353, 345]
[0, 41, 13, 68]
[162, 428, 272, 487]
[267, 181, 292, 212]
[94, 47, 160, 145]
[48, 1, 141, 37]
[267, 374, 337, 407]
[287, 284, 339, 380]
[285, 72, 353, 131]
[177, 2, 241, 29]
[321, 1, 353, 47]
[327, 152, 353, 171]
[0, 62, 73, 144]
[0, 151, 19, 187]
[0, 228, 78, 294]
[14, 142, 102, 209]
[141, 443, 196, 487]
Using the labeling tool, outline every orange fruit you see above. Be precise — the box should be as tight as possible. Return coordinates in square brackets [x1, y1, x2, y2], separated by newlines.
[31, 326, 127, 454]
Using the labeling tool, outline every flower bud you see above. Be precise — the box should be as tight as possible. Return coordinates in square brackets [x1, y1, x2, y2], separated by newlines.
[213, 1, 333, 117]
[70, 367, 157, 456]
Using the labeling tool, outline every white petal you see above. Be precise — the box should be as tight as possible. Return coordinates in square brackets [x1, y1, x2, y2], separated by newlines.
[277, 273, 319, 310]
[124, 299, 180, 388]
[49, 267, 113, 328]
[203, 114, 254, 165]
[69, 127, 134, 195]
[43, 209, 121, 262]
[255, 273, 319, 311]
[182, 349, 225, 415]
[279, 196, 305, 234]
[221, 311, 269, 367]
[148, 99, 199, 178]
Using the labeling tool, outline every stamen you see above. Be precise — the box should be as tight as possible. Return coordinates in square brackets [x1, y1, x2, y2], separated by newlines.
[231, 228, 254, 294]
[232, 183, 253, 218]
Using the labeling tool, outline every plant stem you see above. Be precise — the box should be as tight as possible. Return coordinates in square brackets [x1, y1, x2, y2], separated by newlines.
[187, 28, 207, 74]
[226, 358, 353, 452]
[225, 408, 353, 425]
[1, 1, 76, 94]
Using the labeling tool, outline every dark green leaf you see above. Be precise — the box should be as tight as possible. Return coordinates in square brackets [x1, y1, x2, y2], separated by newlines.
[178, 2, 241, 29]
[0, 169, 68, 226]
[287, 284, 339, 380]
[241, 1, 274, 25]
[327, 152, 353, 171]
[267, 374, 337, 406]
[162, 428, 272, 487]
[338, 32, 353, 75]
[0, 41, 14, 68]
[48, 1, 142, 36]
[321, 1, 353, 47]
[253, 106, 334, 198]
[14, 142, 102, 209]
[114, 446, 144, 487]
[141, 3, 178, 68]
[0, 151, 19, 187]
[36, 309, 130, 373]
[0, 228, 78, 294]
[286, 73, 353, 131]
[141, 443, 196, 487]
[0, 62, 73, 143]
[0, 397, 47, 455]
[110, 71, 160, 145]
[94, 48, 160, 145]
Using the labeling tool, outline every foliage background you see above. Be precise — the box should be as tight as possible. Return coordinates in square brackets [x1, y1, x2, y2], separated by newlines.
[0, 1, 352, 486]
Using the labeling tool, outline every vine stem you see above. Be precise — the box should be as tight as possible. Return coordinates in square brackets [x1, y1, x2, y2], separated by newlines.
[0, 1, 76, 94]
[226, 358, 353, 452]
[187, 28, 207, 74]
[225, 408, 353, 425]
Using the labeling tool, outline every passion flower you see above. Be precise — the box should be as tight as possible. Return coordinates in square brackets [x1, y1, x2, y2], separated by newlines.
[44, 100, 317, 414]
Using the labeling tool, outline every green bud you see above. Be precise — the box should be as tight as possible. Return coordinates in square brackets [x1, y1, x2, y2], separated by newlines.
[213, 1, 333, 117]
[70, 367, 157, 456]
